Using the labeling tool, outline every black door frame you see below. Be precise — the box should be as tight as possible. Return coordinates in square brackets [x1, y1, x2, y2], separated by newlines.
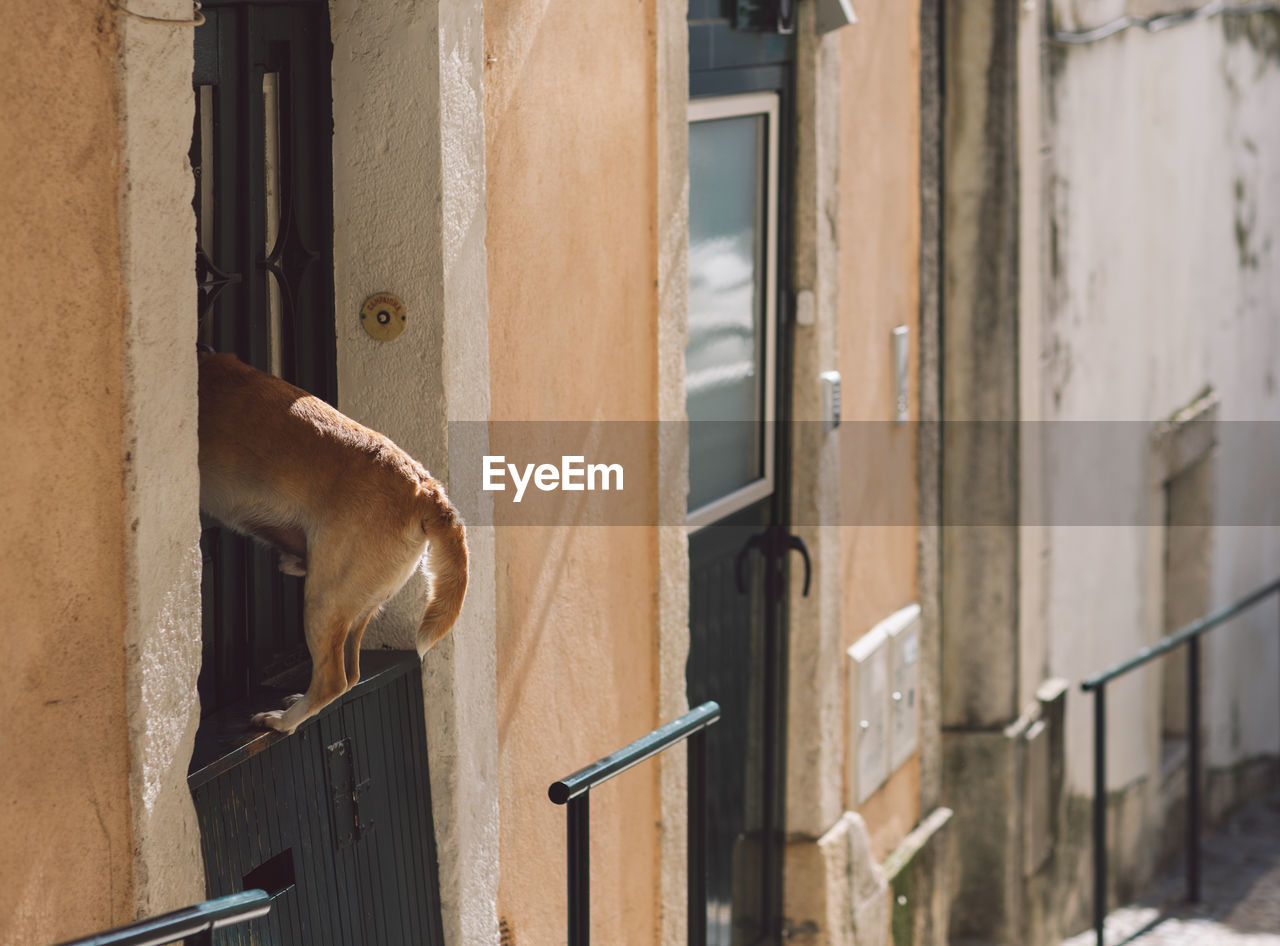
[687, 10, 797, 942]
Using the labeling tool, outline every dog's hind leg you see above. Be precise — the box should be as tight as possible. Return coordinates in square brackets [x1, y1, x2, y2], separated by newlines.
[342, 609, 378, 690]
[252, 581, 368, 733]
[252, 614, 348, 734]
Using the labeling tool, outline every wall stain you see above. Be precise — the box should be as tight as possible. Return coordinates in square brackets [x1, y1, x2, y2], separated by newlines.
[1222, 10, 1280, 77]
[1233, 176, 1260, 271]
[1047, 333, 1073, 413]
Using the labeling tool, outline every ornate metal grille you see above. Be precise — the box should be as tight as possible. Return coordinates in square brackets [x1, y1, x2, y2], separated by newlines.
[192, 0, 337, 715]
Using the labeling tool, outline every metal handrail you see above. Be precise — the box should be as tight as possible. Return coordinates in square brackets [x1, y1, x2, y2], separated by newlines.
[1081, 576, 1280, 946]
[548, 701, 721, 946]
[53, 890, 271, 946]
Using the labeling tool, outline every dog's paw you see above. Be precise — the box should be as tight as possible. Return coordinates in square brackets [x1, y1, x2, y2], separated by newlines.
[251, 709, 295, 734]
[281, 693, 305, 708]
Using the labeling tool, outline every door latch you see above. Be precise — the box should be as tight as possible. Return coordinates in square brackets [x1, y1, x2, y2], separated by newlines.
[734, 525, 812, 597]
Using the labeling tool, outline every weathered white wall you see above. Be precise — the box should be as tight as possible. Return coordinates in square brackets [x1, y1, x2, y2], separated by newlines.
[117, 2, 206, 917]
[786, 0, 845, 845]
[329, 2, 501, 944]
[655, 0, 693, 942]
[1040, 6, 1280, 794]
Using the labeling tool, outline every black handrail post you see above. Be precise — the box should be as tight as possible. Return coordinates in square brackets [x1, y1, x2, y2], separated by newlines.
[568, 793, 591, 946]
[1187, 634, 1202, 903]
[1093, 682, 1107, 946]
[688, 728, 708, 946]
[1079, 577, 1280, 946]
[549, 702, 720, 946]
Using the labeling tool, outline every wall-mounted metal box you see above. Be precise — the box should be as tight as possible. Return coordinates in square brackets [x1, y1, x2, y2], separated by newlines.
[886, 603, 922, 772]
[847, 624, 890, 804]
[847, 603, 922, 805]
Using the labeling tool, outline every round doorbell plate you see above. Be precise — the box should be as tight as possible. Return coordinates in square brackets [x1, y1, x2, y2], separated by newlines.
[360, 293, 407, 342]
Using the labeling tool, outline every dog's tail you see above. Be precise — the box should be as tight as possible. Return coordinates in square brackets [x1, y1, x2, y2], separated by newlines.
[416, 483, 470, 657]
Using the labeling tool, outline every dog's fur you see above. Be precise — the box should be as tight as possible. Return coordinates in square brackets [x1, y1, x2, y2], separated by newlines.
[197, 352, 468, 734]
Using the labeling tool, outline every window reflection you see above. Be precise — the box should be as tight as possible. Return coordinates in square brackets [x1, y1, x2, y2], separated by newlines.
[687, 113, 768, 514]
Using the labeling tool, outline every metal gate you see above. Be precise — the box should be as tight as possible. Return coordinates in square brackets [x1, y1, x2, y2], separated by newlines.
[192, 0, 337, 715]
[189, 654, 445, 946]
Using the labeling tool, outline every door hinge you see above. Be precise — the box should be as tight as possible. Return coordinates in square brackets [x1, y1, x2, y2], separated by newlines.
[327, 737, 374, 847]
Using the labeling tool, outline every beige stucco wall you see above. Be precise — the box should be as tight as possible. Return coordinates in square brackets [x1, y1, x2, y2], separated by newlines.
[484, 1, 664, 943]
[836, 0, 923, 858]
[0, 2, 136, 940]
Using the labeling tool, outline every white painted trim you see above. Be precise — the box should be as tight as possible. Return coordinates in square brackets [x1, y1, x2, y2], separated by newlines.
[688, 89, 780, 125]
[782, 3, 845, 841]
[687, 479, 774, 532]
[116, 7, 207, 917]
[686, 92, 780, 529]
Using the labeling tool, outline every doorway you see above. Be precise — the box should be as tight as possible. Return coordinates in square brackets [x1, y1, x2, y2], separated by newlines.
[686, 13, 797, 941]
[188, 7, 445, 942]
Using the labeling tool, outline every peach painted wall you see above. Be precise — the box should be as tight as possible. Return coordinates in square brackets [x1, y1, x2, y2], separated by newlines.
[483, 1, 662, 943]
[0, 1, 136, 940]
[836, 0, 923, 860]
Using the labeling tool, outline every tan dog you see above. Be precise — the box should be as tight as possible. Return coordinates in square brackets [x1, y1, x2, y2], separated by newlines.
[197, 352, 468, 734]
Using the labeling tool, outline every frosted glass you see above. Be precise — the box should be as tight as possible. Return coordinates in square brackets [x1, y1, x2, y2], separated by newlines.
[687, 114, 766, 513]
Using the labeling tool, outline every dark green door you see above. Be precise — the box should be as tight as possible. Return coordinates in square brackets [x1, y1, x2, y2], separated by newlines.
[687, 8, 797, 943]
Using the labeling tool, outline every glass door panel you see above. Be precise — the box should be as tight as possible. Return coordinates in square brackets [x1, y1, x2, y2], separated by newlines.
[687, 93, 779, 529]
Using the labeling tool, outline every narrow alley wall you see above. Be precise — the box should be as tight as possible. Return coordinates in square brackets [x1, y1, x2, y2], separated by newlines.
[1041, 0, 1280, 917]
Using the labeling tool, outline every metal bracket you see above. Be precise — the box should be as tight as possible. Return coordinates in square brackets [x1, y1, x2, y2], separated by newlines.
[327, 738, 374, 847]
[734, 0, 796, 33]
